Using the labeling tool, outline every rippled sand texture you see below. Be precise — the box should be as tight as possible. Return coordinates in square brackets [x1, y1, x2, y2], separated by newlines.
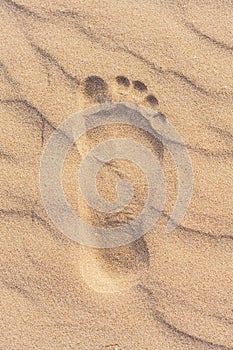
[1, 1, 233, 349]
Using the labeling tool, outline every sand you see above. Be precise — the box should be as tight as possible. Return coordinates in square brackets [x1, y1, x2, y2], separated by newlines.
[1, 0, 233, 349]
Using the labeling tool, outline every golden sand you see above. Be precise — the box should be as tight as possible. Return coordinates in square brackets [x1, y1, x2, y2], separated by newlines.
[1, 1, 233, 349]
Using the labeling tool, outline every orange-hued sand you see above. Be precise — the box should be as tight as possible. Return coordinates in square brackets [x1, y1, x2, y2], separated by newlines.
[1, 1, 233, 349]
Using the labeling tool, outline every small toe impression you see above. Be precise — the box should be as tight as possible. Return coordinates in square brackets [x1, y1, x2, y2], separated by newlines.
[133, 80, 148, 92]
[116, 75, 131, 87]
[84, 75, 109, 103]
[145, 94, 158, 106]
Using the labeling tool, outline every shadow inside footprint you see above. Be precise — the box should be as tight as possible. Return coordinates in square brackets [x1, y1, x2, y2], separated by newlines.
[145, 94, 158, 106]
[116, 75, 131, 87]
[79, 237, 150, 293]
[98, 237, 150, 273]
[84, 75, 109, 103]
[133, 80, 148, 92]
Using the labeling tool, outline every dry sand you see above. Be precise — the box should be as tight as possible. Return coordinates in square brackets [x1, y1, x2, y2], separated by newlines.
[1, 1, 233, 349]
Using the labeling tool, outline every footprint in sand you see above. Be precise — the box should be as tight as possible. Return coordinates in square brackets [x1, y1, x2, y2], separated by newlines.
[82, 74, 159, 108]
[61, 75, 163, 293]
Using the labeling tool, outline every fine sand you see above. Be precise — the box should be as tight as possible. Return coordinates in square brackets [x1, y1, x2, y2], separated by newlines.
[1, 1, 233, 349]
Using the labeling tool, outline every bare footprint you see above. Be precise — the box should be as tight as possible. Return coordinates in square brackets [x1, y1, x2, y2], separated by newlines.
[82, 74, 159, 108]
[65, 75, 162, 293]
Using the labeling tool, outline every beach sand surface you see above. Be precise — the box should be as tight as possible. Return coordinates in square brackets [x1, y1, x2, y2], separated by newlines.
[1, 1, 233, 349]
